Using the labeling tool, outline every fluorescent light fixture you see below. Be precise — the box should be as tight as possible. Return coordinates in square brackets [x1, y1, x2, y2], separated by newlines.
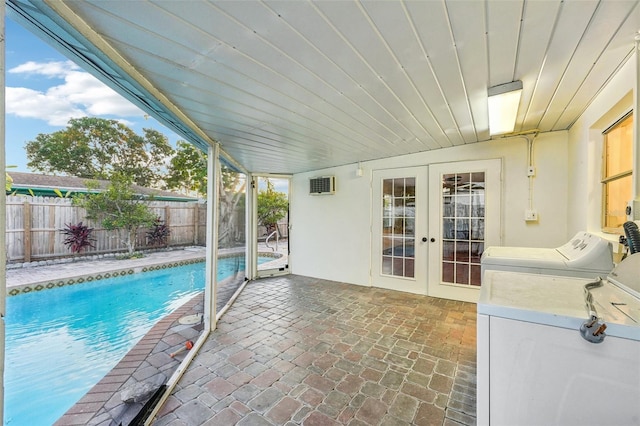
[488, 81, 523, 135]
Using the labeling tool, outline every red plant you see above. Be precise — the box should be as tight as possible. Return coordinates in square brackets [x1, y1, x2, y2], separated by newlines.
[61, 222, 95, 253]
[146, 217, 170, 247]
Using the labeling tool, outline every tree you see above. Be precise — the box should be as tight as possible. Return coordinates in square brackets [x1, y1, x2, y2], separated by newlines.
[218, 164, 246, 248]
[165, 144, 246, 247]
[257, 179, 288, 236]
[165, 141, 208, 196]
[73, 173, 157, 256]
[25, 117, 174, 187]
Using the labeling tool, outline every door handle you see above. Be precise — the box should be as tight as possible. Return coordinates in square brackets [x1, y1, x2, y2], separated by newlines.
[430, 238, 436, 243]
[422, 237, 427, 242]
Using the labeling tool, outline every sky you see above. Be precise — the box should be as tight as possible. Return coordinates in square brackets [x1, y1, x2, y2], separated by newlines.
[4, 17, 182, 173]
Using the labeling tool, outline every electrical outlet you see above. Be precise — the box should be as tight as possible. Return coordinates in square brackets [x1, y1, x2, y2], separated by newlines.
[527, 166, 536, 177]
[525, 209, 538, 221]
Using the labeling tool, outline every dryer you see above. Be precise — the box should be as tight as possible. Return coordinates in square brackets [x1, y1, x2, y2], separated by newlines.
[481, 231, 614, 278]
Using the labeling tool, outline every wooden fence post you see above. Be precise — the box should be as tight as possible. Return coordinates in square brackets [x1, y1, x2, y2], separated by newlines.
[164, 205, 171, 246]
[193, 204, 199, 245]
[23, 200, 31, 263]
[48, 204, 56, 254]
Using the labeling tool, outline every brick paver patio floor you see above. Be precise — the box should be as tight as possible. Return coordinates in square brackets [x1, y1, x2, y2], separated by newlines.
[153, 275, 477, 425]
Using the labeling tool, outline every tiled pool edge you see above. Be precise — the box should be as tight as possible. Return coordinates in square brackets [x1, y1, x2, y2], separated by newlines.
[6, 251, 283, 296]
[6, 257, 206, 296]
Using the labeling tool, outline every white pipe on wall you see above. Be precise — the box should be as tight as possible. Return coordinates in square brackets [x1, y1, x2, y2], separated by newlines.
[634, 34, 640, 201]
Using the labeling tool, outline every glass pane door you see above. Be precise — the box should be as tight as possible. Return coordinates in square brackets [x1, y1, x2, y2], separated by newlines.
[382, 177, 416, 278]
[441, 172, 485, 286]
[372, 167, 427, 294]
[428, 159, 501, 303]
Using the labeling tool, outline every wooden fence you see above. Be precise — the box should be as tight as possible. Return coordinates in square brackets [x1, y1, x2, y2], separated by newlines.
[5, 196, 208, 263]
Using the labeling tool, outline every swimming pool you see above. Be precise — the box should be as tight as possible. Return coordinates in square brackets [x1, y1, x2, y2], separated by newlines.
[4, 256, 267, 426]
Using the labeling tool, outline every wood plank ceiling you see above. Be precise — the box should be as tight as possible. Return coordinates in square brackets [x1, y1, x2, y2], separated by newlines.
[7, 0, 640, 174]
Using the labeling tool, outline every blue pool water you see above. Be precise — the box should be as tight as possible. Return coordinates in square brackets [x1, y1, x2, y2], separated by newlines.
[4, 256, 262, 426]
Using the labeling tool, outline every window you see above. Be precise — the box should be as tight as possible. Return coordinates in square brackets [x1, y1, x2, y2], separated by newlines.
[602, 112, 633, 233]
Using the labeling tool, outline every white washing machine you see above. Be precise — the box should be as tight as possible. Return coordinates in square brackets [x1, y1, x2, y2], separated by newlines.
[481, 231, 614, 278]
[477, 253, 640, 426]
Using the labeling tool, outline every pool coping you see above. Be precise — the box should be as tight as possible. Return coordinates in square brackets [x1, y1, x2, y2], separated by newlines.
[54, 293, 204, 425]
[6, 247, 206, 291]
[7, 258, 207, 296]
[6, 249, 283, 296]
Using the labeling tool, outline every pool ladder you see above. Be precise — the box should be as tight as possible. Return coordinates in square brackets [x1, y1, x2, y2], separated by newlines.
[265, 230, 278, 252]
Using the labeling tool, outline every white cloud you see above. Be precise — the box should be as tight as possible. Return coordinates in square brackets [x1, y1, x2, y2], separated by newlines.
[6, 60, 145, 126]
[6, 87, 85, 126]
[9, 60, 80, 78]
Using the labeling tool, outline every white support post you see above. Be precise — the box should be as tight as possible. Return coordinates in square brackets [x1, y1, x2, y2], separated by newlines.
[203, 144, 220, 332]
[246, 173, 257, 281]
[0, 3, 7, 423]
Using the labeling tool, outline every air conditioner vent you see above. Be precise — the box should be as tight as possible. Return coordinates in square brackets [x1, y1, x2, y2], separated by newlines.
[309, 176, 336, 195]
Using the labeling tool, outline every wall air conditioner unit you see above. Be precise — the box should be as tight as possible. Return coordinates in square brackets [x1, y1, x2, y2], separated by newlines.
[309, 176, 336, 195]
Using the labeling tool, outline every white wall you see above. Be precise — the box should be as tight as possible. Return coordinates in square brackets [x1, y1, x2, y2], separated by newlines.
[567, 56, 635, 249]
[291, 132, 569, 286]
[290, 166, 372, 285]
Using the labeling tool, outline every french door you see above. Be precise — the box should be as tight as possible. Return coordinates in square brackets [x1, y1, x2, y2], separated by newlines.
[371, 167, 428, 294]
[427, 159, 501, 302]
[371, 160, 501, 301]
